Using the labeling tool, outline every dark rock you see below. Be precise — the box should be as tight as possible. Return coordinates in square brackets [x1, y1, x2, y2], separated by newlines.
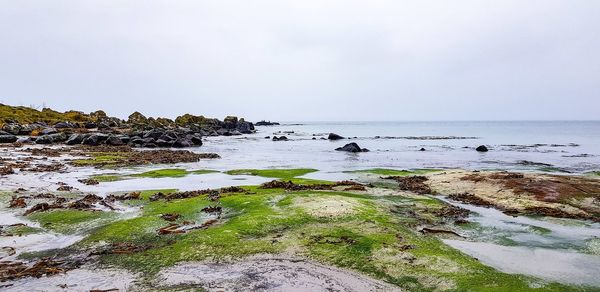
[54, 122, 76, 129]
[35, 135, 54, 144]
[419, 148, 426, 151]
[118, 135, 130, 144]
[335, 142, 369, 153]
[223, 116, 238, 129]
[264, 136, 270, 139]
[312, 137, 316, 140]
[106, 135, 125, 146]
[48, 132, 68, 143]
[328, 133, 344, 140]
[156, 139, 173, 147]
[236, 121, 254, 134]
[229, 130, 242, 136]
[82, 133, 109, 146]
[217, 128, 231, 136]
[272, 136, 288, 141]
[476, 145, 489, 152]
[255, 121, 280, 126]
[143, 129, 164, 139]
[66, 134, 84, 145]
[0, 134, 17, 143]
[84, 122, 97, 129]
[143, 142, 157, 148]
[40, 128, 58, 135]
[2, 124, 21, 135]
[173, 138, 193, 148]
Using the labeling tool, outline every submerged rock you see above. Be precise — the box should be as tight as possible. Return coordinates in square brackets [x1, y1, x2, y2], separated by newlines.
[335, 143, 369, 153]
[476, 145, 489, 152]
[272, 136, 288, 141]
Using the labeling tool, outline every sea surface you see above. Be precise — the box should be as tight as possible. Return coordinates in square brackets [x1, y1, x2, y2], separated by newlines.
[196, 121, 600, 173]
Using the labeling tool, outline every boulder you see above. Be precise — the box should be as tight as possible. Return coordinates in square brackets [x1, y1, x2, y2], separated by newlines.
[2, 124, 21, 135]
[106, 135, 124, 146]
[236, 121, 254, 134]
[143, 129, 165, 139]
[328, 133, 344, 140]
[335, 142, 369, 153]
[223, 116, 238, 129]
[17, 136, 34, 144]
[0, 134, 17, 144]
[66, 134, 84, 145]
[35, 135, 54, 144]
[82, 133, 109, 146]
[54, 122, 76, 129]
[156, 139, 173, 147]
[419, 148, 426, 151]
[84, 122, 97, 129]
[476, 145, 489, 152]
[40, 128, 58, 135]
[48, 132, 68, 143]
[173, 138, 193, 148]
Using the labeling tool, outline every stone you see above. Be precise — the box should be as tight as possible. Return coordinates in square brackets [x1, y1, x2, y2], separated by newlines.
[328, 133, 344, 140]
[476, 145, 489, 152]
[335, 143, 369, 153]
[0, 135, 17, 143]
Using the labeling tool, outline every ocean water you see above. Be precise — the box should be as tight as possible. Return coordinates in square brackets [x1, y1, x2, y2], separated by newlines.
[195, 121, 600, 173]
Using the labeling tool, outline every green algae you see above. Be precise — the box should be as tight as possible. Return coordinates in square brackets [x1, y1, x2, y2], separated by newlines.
[27, 209, 116, 234]
[349, 168, 442, 176]
[2, 224, 43, 236]
[225, 168, 318, 180]
[89, 169, 219, 182]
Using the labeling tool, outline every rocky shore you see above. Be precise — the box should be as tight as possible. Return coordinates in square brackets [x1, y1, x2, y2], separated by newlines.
[0, 104, 256, 148]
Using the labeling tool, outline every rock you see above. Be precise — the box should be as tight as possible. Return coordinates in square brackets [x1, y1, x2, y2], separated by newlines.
[229, 130, 242, 136]
[130, 137, 144, 146]
[16, 136, 34, 144]
[173, 138, 193, 148]
[66, 134, 84, 145]
[156, 139, 173, 147]
[217, 128, 231, 136]
[0, 134, 17, 143]
[35, 135, 54, 144]
[236, 121, 254, 134]
[40, 128, 58, 135]
[84, 122, 97, 129]
[312, 137, 316, 140]
[476, 145, 489, 152]
[127, 111, 148, 125]
[106, 135, 124, 146]
[264, 136, 270, 139]
[255, 121, 280, 126]
[82, 133, 108, 146]
[2, 124, 21, 135]
[335, 142, 369, 153]
[419, 148, 426, 151]
[328, 133, 344, 140]
[143, 129, 165, 139]
[54, 122, 75, 129]
[48, 132, 68, 143]
[223, 116, 238, 129]
[272, 136, 288, 141]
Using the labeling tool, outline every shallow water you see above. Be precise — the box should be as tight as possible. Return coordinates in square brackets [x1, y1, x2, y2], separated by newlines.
[440, 196, 600, 286]
[443, 240, 600, 286]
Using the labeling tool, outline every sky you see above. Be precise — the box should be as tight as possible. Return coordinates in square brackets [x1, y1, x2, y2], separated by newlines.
[0, 1, 599, 121]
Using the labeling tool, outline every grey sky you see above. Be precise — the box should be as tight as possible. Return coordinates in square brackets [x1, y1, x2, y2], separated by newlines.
[1, 1, 598, 121]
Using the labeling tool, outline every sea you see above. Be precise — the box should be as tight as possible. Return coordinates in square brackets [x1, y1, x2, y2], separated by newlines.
[198, 121, 600, 173]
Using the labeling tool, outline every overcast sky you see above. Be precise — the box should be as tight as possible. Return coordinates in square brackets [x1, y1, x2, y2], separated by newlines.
[0, 1, 598, 121]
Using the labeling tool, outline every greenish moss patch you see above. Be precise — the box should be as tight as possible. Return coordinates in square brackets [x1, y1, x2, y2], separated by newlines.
[225, 168, 318, 180]
[349, 168, 442, 176]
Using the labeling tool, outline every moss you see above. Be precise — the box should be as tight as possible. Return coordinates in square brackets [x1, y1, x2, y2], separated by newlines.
[27, 209, 115, 234]
[2, 224, 43, 236]
[349, 168, 442, 176]
[225, 168, 318, 180]
[91, 174, 127, 182]
[73, 154, 125, 166]
[0, 103, 93, 126]
[131, 169, 190, 178]
[89, 169, 219, 182]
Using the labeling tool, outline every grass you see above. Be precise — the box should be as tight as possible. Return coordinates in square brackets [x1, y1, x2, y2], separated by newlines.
[225, 168, 318, 180]
[348, 168, 442, 176]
